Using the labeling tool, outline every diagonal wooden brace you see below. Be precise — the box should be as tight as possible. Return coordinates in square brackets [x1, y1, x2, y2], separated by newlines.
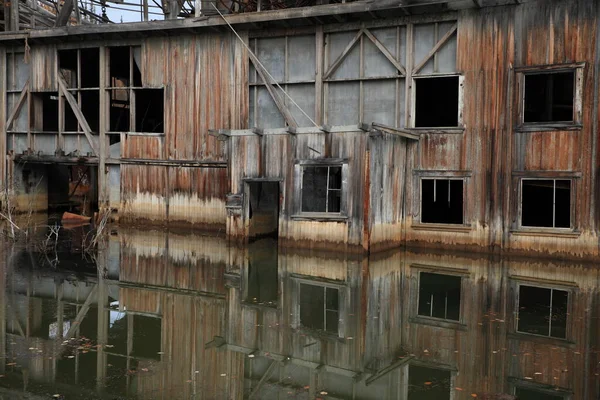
[57, 73, 99, 156]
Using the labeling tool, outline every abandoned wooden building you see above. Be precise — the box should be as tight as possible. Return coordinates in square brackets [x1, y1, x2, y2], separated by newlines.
[1, 0, 599, 259]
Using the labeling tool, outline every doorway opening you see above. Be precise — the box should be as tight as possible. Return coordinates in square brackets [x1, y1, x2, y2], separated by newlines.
[247, 181, 280, 240]
[47, 164, 99, 217]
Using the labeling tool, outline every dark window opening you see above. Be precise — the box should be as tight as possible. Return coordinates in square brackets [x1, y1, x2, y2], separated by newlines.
[524, 71, 574, 123]
[518, 285, 568, 339]
[109, 134, 121, 146]
[515, 387, 564, 400]
[80, 48, 100, 88]
[415, 76, 459, 128]
[32, 92, 59, 132]
[301, 165, 342, 213]
[110, 89, 130, 132]
[81, 91, 100, 133]
[299, 284, 339, 334]
[131, 315, 162, 359]
[58, 49, 78, 88]
[109, 47, 130, 84]
[65, 102, 78, 132]
[421, 179, 464, 224]
[246, 238, 278, 306]
[408, 365, 451, 400]
[521, 179, 571, 229]
[134, 88, 164, 133]
[418, 272, 461, 321]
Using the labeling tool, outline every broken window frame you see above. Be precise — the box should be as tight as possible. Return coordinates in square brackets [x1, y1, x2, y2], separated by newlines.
[410, 74, 464, 130]
[291, 275, 347, 339]
[516, 63, 584, 131]
[410, 265, 468, 329]
[514, 281, 572, 341]
[518, 177, 575, 231]
[105, 45, 165, 138]
[417, 271, 462, 322]
[293, 159, 348, 220]
[417, 175, 468, 227]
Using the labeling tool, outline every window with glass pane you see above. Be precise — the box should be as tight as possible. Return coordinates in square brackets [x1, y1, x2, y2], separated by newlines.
[301, 166, 342, 213]
[517, 285, 568, 339]
[418, 272, 461, 321]
[521, 179, 571, 229]
[299, 283, 339, 334]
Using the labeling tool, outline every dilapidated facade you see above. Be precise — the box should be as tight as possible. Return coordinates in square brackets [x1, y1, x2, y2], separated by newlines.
[1, 0, 600, 259]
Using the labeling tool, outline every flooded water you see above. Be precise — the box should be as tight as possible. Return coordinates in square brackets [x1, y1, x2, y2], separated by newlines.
[0, 222, 598, 399]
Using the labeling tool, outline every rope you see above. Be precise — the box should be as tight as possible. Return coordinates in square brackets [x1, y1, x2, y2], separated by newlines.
[211, 2, 319, 128]
[23, 36, 31, 64]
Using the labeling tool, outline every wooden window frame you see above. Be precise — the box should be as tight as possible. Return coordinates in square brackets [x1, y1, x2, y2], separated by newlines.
[409, 264, 468, 330]
[517, 177, 576, 233]
[292, 159, 349, 221]
[513, 280, 574, 342]
[291, 275, 348, 340]
[515, 63, 584, 132]
[409, 74, 465, 132]
[417, 175, 468, 228]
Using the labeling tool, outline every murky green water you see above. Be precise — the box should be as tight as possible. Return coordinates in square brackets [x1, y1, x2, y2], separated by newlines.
[0, 222, 598, 399]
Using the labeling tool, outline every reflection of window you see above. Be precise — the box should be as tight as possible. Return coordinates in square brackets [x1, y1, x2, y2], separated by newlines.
[301, 165, 342, 213]
[515, 387, 565, 400]
[517, 285, 568, 339]
[521, 179, 571, 229]
[414, 76, 460, 128]
[421, 178, 464, 224]
[299, 284, 339, 334]
[524, 71, 574, 123]
[408, 365, 451, 400]
[418, 272, 461, 321]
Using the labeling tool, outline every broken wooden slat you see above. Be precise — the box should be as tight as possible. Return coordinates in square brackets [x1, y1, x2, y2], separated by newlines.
[363, 28, 407, 76]
[365, 356, 414, 386]
[412, 23, 457, 75]
[5, 80, 29, 131]
[57, 74, 100, 155]
[372, 122, 420, 141]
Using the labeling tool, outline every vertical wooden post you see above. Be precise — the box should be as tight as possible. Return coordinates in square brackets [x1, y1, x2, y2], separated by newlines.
[99, 46, 108, 209]
[0, 48, 7, 191]
[10, 0, 19, 31]
[143, 0, 149, 21]
[315, 25, 324, 125]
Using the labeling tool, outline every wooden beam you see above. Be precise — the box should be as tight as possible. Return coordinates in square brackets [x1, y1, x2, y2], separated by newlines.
[412, 23, 457, 75]
[372, 122, 420, 141]
[363, 28, 406, 76]
[5, 81, 29, 131]
[365, 356, 413, 386]
[54, 0, 74, 27]
[57, 74, 99, 155]
[323, 28, 363, 79]
[64, 285, 98, 340]
[249, 53, 298, 129]
[248, 360, 279, 400]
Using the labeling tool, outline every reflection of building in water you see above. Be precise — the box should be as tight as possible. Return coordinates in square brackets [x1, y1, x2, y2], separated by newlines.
[0, 230, 599, 399]
[223, 246, 600, 399]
